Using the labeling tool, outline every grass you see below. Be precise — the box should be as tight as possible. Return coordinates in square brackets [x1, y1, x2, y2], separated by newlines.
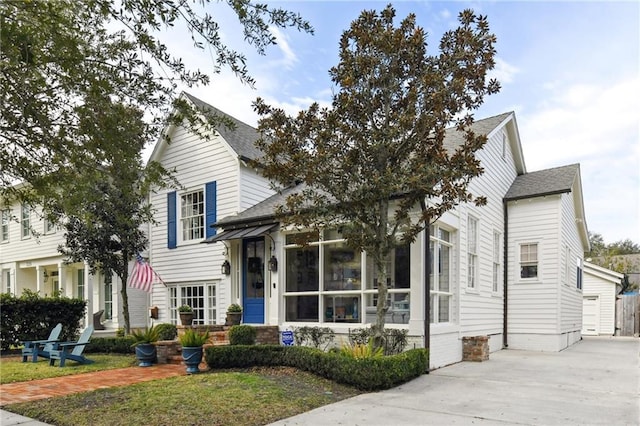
[4, 366, 362, 426]
[0, 354, 137, 384]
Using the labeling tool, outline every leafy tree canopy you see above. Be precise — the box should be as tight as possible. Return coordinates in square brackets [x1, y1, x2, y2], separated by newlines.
[1, 0, 312, 203]
[254, 5, 499, 337]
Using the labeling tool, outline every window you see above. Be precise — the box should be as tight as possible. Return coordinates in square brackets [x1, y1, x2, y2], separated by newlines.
[3, 269, 11, 294]
[44, 217, 55, 234]
[493, 231, 501, 292]
[282, 229, 410, 325]
[180, 190, 204, 241]
[430, 225, 453, 324]
[77, 269, 85, 300]
[168, 182, 216, 249]
[467, 216, 478, 288]
[576, 257, 583, 290]
[104, 276, 113, 320]
[169, 283, 218, 325]
[1, 209, 9, 242]
[21, 204, 30, 239]
[520, 243, 538, 279]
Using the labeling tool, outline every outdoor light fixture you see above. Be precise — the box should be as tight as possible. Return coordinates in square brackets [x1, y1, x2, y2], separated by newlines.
[221, 260, 231, 276]
[268, 255, 278, 272]
[43, 270, 49, 282]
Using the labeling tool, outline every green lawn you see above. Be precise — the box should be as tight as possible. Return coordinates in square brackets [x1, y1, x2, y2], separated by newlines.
[0, 354, 137, 384]
[1, 355, 363, 425]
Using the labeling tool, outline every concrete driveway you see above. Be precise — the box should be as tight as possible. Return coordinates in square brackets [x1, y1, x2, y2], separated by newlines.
[270, 336, 639, 425]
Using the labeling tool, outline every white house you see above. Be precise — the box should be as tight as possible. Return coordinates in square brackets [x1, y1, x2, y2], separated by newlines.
[582, 261, 623, 336]
[0, 192, 148, 331]
[146, 92, 274, 326]
[148, 95, 590, 369]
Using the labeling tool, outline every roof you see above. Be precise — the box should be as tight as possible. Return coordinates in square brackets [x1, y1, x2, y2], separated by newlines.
[584, 261, 624, 284]
[182, 92, 263, 160]
[215, 112, 517, 229]
[504, 164, 580, 201]
[443, 112, 513, 151]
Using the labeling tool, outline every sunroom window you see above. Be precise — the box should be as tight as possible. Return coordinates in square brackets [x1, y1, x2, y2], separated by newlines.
[430, 225, 453, 324]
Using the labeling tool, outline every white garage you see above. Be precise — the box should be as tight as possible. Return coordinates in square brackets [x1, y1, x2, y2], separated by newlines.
[582, 262, 623, 336]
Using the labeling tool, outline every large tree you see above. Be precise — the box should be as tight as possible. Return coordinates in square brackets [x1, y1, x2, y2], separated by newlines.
[1, 0, 312, 201]
[254, 6, 499, 344]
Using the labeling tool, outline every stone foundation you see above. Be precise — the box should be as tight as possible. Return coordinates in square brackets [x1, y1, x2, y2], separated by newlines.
[462, 335, 489, 362]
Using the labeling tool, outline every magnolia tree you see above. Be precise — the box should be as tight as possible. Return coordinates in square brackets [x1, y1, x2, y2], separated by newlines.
[254, 6, 500, 345]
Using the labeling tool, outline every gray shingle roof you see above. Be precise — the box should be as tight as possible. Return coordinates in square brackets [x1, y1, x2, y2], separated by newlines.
[505, 164, 580, 201]
[183, 92, 262, 160]
[443, 112, 513, 151]
[216, 113, 514, 228]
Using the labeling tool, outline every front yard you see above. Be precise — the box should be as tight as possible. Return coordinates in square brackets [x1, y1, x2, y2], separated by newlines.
[1, 355, 362, 426]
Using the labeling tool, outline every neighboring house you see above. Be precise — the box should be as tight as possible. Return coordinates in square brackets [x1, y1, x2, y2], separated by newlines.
[0, 193, 148, 331]
[154, 105, 589, 369]
[147, 92, 274, 326]
[582, 261, 622, 336]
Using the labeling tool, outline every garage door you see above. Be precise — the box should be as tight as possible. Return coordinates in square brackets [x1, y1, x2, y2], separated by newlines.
[582, 296, 600, 335]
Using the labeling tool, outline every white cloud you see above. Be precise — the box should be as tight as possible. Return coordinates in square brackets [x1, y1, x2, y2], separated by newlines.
[266, 26, 298, 70]
[489, 57, 519, 85]
[519, 76, 640, 242]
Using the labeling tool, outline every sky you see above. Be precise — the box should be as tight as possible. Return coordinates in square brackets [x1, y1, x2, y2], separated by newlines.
[155, 0, 639, 245]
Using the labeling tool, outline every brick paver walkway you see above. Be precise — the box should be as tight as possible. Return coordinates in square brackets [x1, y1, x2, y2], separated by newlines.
[0, 363, 193, 406]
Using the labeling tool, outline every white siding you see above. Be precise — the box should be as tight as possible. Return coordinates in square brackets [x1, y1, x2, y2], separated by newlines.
[458, 128, 517, 338]
[507, 195, 562, 336]
[559, 191, 584, 335]
[239, 167, 275, 211]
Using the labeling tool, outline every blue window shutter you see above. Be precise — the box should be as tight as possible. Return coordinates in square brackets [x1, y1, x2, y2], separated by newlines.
[205, 181, 217, 239]
[167, 191, 177, 249]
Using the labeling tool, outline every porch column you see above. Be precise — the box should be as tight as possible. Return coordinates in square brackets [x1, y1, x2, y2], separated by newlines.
[85, 263, 93, 328]
[112, 271, 120, 327]
[58, 263, 71, 298]
[35, 265, 44, 294]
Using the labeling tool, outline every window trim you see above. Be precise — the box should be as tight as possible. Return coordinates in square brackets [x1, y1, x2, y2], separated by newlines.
[21, 204, 31, 239]
[1, 209, 9, 243]
[169, 282, 218, 325]
[467, 215, 478, 289]
[430, 224, 454, 324]
[492, 230, 501, 293]
[519, 242, 539, 281]
[179, 188, 205, 244]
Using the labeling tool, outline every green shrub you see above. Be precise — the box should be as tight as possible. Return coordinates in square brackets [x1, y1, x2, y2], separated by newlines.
[228, 325, 256, 345]
[154, 323, 177, 341]
[0, 291, 86, 351]
[204, 345, 428, 391]
[348, 326, 408, 355]
[86, 336, 136, 354]
[293, 326, 335, 350]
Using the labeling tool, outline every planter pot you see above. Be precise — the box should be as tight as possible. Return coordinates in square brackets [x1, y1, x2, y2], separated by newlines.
[181, 346, 203, 374]
[179, 312, 194, 326]
[226, 311, 242, 326]
[135, 343, 157, 367]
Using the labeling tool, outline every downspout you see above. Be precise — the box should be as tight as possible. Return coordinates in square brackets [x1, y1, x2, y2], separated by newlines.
[503, 200, 509, 348]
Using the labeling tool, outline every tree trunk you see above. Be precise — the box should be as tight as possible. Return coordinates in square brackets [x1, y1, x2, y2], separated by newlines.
[373, 198, 390, 349]
[119, 253, 131, 335]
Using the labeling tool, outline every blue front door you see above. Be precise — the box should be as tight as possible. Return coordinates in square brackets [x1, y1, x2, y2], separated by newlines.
[242, 238, 265, 324]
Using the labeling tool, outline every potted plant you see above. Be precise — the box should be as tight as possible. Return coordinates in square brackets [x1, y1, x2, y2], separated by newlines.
[130, 325, 160, 367]
[226, 303, 242, 326]
[178, 305, 194, 326]
[179, 328, 210, 374]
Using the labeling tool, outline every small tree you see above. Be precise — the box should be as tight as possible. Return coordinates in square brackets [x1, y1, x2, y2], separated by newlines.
[57, 94, 174, 334]
[254, 6, 499, 346]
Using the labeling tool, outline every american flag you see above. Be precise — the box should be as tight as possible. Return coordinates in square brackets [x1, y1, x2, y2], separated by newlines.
[128, 253, 164, 292]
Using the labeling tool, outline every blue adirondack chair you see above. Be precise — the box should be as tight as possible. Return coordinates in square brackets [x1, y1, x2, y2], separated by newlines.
[48, 325, 95, 367]
[21, 323, 63, 363]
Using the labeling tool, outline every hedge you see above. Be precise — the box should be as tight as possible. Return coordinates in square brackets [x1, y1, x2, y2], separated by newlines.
[85, 336, 136, 354]
[0, 292, 86, 351]
[205, 345, 428, 391]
